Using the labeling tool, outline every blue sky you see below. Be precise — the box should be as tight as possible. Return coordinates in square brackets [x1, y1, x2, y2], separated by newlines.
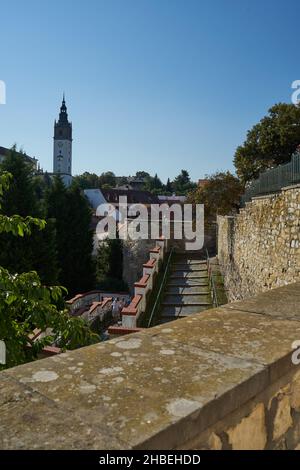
[0, 0, 299, 182]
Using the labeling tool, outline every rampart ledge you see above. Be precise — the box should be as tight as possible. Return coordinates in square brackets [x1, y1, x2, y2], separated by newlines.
[1, 282, 300, 450]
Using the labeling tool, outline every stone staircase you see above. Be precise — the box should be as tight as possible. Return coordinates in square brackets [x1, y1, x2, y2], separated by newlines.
[160, 252, 212, 323]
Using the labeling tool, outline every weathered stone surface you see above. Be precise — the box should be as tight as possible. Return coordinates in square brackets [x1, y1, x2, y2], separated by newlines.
[123, 239, 155, 293]
[0, 375, 125, 450]
[272, 389, 293, 441]
[208, 432, 223, 450]
[286, 411, 300, 449]
[218, 186, 300, 302]
[3, 332, 264, 450]
[224, 283, 300, 322]
[226, 403, 267, 450]
[1, 283, 300, 450]
[291, 371, 300, 411]
[149, 307, 300, 367]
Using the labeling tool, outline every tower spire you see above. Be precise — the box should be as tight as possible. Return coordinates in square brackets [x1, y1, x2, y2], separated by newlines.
[53, 94, 73, 187]
[58, 94, 68, 123]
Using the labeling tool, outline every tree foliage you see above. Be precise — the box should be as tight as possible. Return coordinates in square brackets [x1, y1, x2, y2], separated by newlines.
[187, 171, 243, 220]
[72, 172, 100, 190]
[0, 172, 97, 370]
[72, 169, 197, 196]
[173, 170, 197, 195]
[96, 238, 128, 292]
[234, 103, 300, 183]
[0, 149, 59, 284]
[143, 173, 163, 194]
[98, 171, 116, 188]
[46, 177, 95, 296]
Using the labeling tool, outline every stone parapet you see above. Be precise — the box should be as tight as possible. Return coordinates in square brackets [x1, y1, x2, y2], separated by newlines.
[1, 283, 300, 449]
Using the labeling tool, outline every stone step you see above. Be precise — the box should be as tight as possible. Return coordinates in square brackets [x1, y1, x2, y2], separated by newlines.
[171, 266, 208, 273]
[170, 273, 209, 279]
[162, 300, 211, 308]
[165, 287, 210, 295]
[167, 280, 209, 287]
[161, 304, 212, 318]
[162, 287, 211, 303]
[172, 259, 207, 266]
[173, 251, 206, 258]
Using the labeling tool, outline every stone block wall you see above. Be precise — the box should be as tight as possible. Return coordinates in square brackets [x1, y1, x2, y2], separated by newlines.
[123, 239, 156, 294]
[119, 238, 168, 330]
[218, 185, 300, 301]
[182, 368, 300, 450]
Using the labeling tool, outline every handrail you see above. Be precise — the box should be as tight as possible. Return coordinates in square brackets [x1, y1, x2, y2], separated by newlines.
[147, 247, 174, 328]
[206, 248, 219, 308]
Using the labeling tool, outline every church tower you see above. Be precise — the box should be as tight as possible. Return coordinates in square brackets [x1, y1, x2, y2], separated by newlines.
[53, 95, 72, 186]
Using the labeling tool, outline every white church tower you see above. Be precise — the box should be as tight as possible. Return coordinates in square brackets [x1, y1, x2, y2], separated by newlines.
[53, 95, 72, 186]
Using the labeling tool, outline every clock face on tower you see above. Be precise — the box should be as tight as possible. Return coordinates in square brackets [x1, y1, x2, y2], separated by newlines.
[53, 97, 72, 182]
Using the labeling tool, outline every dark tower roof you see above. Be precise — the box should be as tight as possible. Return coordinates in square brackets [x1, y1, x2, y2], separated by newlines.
[54, 94, 72, 140]
[57, 94, 70, 125]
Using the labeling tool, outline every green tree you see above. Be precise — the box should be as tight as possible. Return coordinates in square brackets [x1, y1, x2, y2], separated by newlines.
[0, 172, 97, 370]
[187, 171, 243, 220]
[46, 177, 95, 296]
[0, 147, 59, 284]
[96, 238, 127, 291]
[165, 178, 173, 194]
[234, 103, 300, 184]
[0, 146, 40, 216]
[117, 176, 129, 187]
[173, 170, 196, 194]
[144, 173, 163, 193]
[135, 171, 150, 179]
[99, 171, 116, 188]
[72, 172, 100, 190]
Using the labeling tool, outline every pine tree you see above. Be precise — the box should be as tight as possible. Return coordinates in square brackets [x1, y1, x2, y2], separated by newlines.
[166, 178, 173, 193]
[46, 178, 95, 296]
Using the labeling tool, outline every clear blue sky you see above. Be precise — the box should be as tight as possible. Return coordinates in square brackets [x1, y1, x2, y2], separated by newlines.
[0, 0, 299, 182]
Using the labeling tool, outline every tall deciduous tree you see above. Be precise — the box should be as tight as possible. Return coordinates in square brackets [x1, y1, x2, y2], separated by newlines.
[187, 171, 243, 220]
[234, 103, 300, 183]
[99, 171, 116, 188]
[72, 172, 100, 190]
